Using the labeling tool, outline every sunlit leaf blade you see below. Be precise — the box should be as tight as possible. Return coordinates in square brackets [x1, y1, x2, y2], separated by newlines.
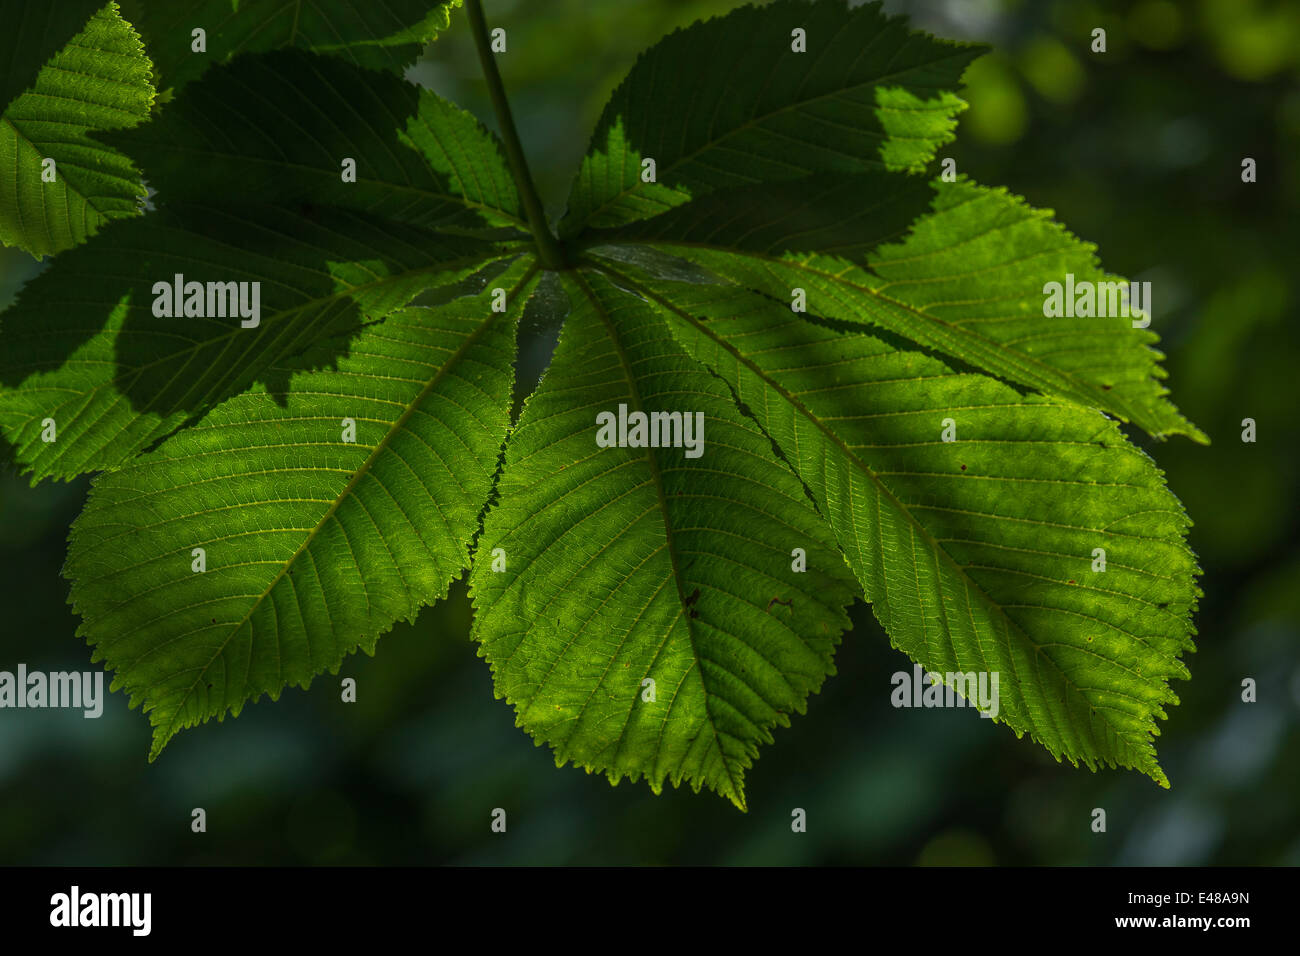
[0, 203, 507, 481]
[65, 258, 537, 758]
[105, 49, 525, 233]
[560, 0, 982, 236]
[599, 177, 1205, 442]
[603, 263, 1200, 786]
[470, 270, 858, 809]
[118, 0, 462, 90]
[0, 2, 154, 258]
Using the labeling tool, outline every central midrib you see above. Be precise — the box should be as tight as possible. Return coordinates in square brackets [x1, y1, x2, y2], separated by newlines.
[567, 269, 747, 805]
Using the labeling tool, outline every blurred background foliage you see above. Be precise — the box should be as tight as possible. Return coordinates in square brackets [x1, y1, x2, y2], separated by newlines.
[1, 0, 1297, 865]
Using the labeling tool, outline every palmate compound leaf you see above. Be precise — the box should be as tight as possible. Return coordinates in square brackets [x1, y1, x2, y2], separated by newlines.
[469, 270, 858, 809]
[0, 1, 155, 258]
[117, 0, 462, 91]
[65, 257, 539, 758]
[559, 0, 983, 236]
[590, 258, 1200, 786]
[6, 0, 1204, 802]
[0, 203, 512, 482]
[590, 174, 1208, 443]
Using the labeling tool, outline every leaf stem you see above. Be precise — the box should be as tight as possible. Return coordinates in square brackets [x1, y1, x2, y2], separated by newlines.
[465, 0, 567, 270]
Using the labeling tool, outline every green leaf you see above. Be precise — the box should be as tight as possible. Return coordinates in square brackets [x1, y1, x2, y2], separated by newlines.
[595, 176, 1206, 442]
[118, 0, 462, 90]
[0, 203, 506, 481]
[560, 0, 982, 235]
[103, 49, 524, 233]
[596, 261, 1200, 786]
[65, 257, 537, 758]
[469, 270, 857, 808]
[0, 2, 155, 258]
[0, 0, 1205, 802]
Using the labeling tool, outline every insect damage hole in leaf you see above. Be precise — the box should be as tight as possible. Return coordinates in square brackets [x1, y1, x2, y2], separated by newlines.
[0, 0, 1202, 809]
